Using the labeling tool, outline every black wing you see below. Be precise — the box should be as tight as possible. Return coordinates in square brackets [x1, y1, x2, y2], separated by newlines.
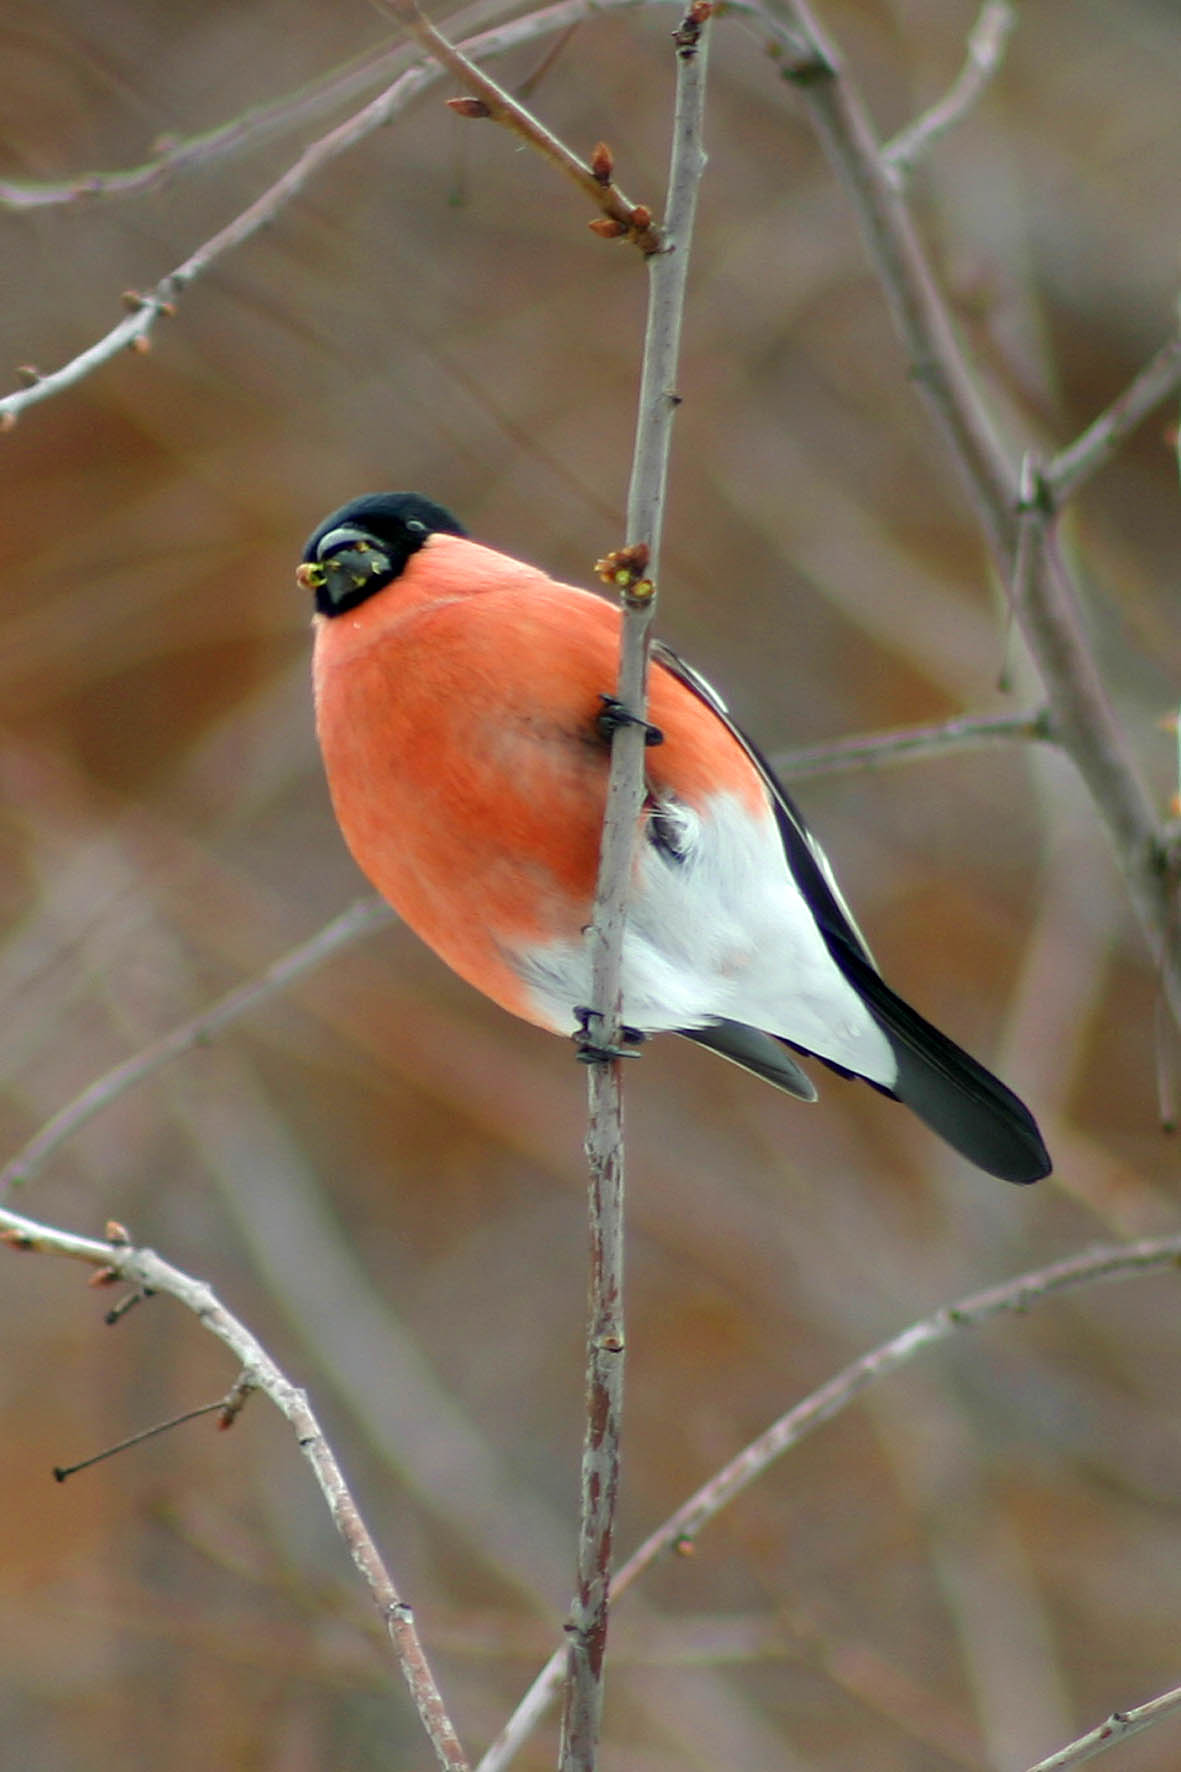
[652, 641, 1051, 1184]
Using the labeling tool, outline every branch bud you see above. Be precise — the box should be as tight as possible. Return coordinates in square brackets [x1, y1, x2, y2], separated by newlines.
[447, 96, 491, 119]
[590, 141, 614, 185]
[674, 0, 713, 51]
[594, 542, 652, 596]
[588, 217, 628, 239]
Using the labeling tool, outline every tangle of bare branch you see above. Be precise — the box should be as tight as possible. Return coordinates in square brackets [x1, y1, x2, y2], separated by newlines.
[480, 1233, 1181, 1772]
[0, 0, 677, 429]
[753, 0, 1181, 1030]
[0, 1204, 470, 1772]
[0, 0, 518, 212]
[0, 897, 395, 1196]
[6, 5, 1181, 1768]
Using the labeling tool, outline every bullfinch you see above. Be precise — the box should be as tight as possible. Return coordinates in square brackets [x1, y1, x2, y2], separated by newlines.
[299, 492, 1050, 1185]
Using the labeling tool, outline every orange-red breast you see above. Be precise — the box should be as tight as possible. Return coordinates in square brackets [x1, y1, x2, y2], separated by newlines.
[300, 492, 1050, 1184]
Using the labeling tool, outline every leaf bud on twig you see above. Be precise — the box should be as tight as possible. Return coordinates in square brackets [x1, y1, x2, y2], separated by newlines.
[446, 96, 491, 119]
[591, 141, 615, 184]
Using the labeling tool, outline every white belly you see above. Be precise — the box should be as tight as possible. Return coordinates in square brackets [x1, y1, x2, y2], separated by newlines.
[513, 790, 897, 1086]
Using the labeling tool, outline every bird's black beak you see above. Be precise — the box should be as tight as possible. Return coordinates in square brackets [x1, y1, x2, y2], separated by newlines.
[298, 525, 393, 611]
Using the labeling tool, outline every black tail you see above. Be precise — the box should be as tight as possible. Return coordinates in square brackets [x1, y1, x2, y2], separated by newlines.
[828, 948, 1051, 1184]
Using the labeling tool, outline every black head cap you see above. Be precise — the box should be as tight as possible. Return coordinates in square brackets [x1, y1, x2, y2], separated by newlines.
[300, 492, 468, 617]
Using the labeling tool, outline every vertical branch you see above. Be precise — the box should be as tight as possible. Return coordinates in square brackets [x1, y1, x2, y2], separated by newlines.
[1010, 455, 1180, 1024]
[560, 9, 713, 1771]
[762, 0, 1017, 569]
[625, 9, 713, 557]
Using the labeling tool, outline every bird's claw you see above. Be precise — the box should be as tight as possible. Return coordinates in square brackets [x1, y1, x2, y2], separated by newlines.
[573, 1007, 647, 1063]
[596, 696, 663, 747]
[576, 1040, 636, 1064]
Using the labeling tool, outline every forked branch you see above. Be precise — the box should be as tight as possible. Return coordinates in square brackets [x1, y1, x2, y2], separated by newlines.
[754, 0, 1181, 1028]
[378, 0, 662, 250]
[480, 1233, 1181, 1772]
[0, 1204, 470, 1772]
[0, 0, 676, 427]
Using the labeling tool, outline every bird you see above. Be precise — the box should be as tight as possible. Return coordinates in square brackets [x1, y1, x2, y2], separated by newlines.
[299, 491, 1051, 1185]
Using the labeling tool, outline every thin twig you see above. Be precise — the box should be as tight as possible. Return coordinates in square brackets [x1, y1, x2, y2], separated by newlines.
[0, 898, 395, 1197]
[753, 0, 1181, 1033]
[0, 0, 515, 211]
[0, 0, 673, 428]
[773, 706, 1052, 779]
[377, 0, 661, 252]
[0, 1205, 469, 1772]
[53, 1391, 244, 1482]
[1024, 1686, 1181, 1772]
[560, 10, 713, 1769]
[757, 0, 1017, 570]
[479, 1234, 1181, 1772]
[1043, 330, 1181, 508]
[882, 1, 1017, 187]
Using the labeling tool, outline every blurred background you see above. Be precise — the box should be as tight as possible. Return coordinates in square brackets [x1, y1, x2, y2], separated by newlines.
[2, 0, 1180, 1766]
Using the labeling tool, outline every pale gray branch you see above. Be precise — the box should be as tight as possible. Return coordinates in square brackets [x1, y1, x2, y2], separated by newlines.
[756, 0, 1017, 567]
[0, 0, 672, 429]
[882, 1, 1017, 186]
[1011, 454, 1181, 1024]
[0, 1204, 469, 1772]
[0, 898, 394, 1197]
[480, 1235, 1181, 1772]
[0, 0, 519, 213]
[773, 706, 1051, 780]
[0, 43, 408, 211]
[1024, 1685, 1181, 1772]
[753, 0, 1181, 1034]
[379, 0, 662, 251]
[1043, 330, 1181, 507]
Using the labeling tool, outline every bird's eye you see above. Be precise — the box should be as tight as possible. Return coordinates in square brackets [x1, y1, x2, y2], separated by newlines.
[405, 519, 427, 535]
[352, 540, 370, 553]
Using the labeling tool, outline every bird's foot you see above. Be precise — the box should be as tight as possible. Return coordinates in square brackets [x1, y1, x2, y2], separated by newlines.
[573, 1006, 647, 1063]
[596, 696, 663, 748]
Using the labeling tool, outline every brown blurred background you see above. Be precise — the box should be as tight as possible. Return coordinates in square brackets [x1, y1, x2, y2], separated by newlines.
[2, 0, 1181, 1766]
